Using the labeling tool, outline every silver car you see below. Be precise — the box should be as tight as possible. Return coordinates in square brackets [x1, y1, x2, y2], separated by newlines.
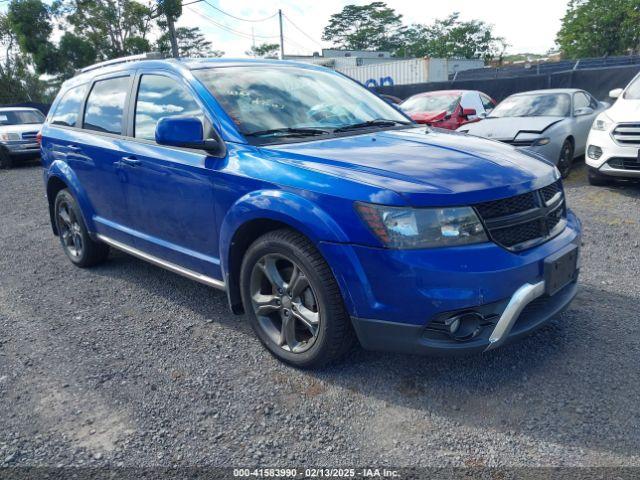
[0, 107, 45, 169]
[458, 89, 609, 177]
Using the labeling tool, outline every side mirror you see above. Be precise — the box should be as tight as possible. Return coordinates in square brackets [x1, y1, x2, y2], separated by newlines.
[462, 108, 477, 117]
[609, 88, 624, 99]
[574, 107, 594, 117]
[155, 116, 220, 151]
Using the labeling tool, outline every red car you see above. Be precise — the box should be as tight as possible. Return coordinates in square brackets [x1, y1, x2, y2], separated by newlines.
[400, 90, 497, 130]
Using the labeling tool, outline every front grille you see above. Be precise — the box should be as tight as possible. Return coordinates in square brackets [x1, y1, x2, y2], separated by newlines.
[612, 123, 640, 146]
[607, 157, 640, 171]
[21, 131, 38, 140]
[474, 180, 567, 251]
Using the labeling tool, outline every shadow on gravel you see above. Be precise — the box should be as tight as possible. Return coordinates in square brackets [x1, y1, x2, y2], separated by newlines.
[311, 284, 640, 458]
[86, 243, 640, 458]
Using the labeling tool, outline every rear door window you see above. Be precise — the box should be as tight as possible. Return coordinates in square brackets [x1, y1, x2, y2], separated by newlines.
[51, 85, 88, 127]
[83, 76, 130, 135]
[134, 75, 205, 141]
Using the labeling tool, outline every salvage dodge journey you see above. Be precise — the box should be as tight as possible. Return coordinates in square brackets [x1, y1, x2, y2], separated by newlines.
[41, 55, 581, 368]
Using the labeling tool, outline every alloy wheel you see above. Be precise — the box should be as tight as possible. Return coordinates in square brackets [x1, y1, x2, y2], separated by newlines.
[249, 253, 321, 354]
[558, 141, 573, 178]
[57, 200, 84, 259]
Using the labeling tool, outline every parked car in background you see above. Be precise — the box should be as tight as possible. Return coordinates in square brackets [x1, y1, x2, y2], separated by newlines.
[585, 72, 640, 185]
[458, 89, 608, 178]
[41, 56, 581, 368]
[0, 107, 45, 169]
[379, 94, 402, 105]
[400, 90, 496, 130]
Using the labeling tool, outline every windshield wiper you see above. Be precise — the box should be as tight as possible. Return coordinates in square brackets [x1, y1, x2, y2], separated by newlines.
[333, 119, 411, 133]
[245, 127, 331, 138]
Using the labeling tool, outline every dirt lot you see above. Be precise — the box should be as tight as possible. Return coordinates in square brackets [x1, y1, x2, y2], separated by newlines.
[1, 160, 639, 468]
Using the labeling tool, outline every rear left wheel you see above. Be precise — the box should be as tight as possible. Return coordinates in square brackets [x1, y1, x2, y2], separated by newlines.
[240, 229, 355, 368]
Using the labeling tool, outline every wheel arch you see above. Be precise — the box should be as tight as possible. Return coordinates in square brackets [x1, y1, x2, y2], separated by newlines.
[220, 190, 349, 314]
[46, 161, 95, 235]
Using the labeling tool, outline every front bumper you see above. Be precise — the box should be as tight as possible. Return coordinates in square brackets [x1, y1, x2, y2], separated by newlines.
[586, 128, 640, 178]
[319, 210, 581, 354]
[1, 140, 40, 156]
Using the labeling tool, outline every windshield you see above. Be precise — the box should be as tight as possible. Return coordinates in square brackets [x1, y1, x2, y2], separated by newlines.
[401, 94, 460, 114]
[625, 75, 640, 100]
[0, 110, 45, 126]
[194, 66, 409, 140]
[490, 93, 571, 118]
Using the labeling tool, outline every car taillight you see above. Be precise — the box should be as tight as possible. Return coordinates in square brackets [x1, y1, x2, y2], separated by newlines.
[36, 131, 42, 146]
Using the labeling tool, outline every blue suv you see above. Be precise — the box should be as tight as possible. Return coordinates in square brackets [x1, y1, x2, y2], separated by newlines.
[41, 55, 581, 368]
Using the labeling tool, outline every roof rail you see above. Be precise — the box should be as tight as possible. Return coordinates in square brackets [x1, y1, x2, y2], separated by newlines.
[75, 52, 165, 76]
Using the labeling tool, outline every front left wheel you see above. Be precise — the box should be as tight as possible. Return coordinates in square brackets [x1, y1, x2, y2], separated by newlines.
[0, 150, 13, 169]
[557, 139, 574, 179]
[54, 189, 110, 267]
[240, 229, 355, 368]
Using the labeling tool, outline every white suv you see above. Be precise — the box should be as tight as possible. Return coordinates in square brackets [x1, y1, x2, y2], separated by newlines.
[0, 107, 45, 169]
[586, 73, 640, 185]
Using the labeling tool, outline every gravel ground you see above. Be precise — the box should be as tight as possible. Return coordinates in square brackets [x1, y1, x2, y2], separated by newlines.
[1, 159, 639, 469]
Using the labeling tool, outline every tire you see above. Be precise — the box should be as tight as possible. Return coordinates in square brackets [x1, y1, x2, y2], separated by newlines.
[557, 139, 574, 179]
[54, 189, 109, 267]
[0, 149, 13, 169]
[240, 228, 355, 368]
[587, 167, 610, 186]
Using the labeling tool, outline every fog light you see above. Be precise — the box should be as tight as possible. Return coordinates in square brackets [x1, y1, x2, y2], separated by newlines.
[587, 145, 603, 160]
[445, 312, 484, 341]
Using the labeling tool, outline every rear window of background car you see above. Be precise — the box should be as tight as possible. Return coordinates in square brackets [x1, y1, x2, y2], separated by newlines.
[51, 84, 89, 128]
[83, 76, 130, 135]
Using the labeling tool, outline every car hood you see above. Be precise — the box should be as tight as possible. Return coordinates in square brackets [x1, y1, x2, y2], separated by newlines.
[262, 127, 558, 207]
[459, 116, 565, 140]
[408, 111, 447, 124]
[605, 98, 640, 122]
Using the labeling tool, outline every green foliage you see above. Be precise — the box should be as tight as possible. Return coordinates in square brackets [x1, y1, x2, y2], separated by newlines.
[6, 0, 58, 74]
[157, 25, 223, 58]
[156, 0, 182, 21]
[321, 1, 404, 51]
[556, 0, 640, 58]
[245, 42, 280, 58]
[0, 13, 52, 103]
[58, 0, 153, 61]
[396, 13, 506, 60]
[322, 4, 504, 60]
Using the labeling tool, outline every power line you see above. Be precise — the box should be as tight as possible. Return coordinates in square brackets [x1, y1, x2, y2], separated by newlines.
[187, 6, 280, 40]
[282, 12, 324, 49]
[202, 0, 277, 23]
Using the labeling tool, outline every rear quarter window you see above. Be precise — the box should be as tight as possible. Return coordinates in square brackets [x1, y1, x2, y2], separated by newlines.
[51, 84, 88, 128]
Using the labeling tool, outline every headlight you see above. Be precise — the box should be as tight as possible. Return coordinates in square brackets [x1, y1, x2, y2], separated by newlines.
[355, 203, 488, 249]
[0, 132, 20, 141]
[532, 137, 551, 146]
[592, 113, 613, 131]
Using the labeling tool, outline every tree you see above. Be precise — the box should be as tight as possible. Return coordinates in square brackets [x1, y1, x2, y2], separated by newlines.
[321, 2, 404, 51]
[56, 0, 153, 60]
[396, 13, 505, 60]
[0, 12, 51, 103]
[245, 42, 279, 58]
[157, 25, 223, 58]
[556, 0, 640, 58]
[6, 0, 59, 74]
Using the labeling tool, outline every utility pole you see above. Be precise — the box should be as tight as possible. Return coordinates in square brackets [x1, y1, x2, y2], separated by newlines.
[278, 9, 284, 60]
[167, 15, 180, 59]
[157, 0, 181, 59]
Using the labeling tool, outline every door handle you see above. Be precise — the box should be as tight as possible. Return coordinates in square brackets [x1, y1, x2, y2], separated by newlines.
[120, 156, 141, 167]
[67, 144, 81, 152]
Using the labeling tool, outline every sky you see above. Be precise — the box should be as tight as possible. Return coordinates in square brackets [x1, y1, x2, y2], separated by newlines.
[178, 0, 572, 58]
